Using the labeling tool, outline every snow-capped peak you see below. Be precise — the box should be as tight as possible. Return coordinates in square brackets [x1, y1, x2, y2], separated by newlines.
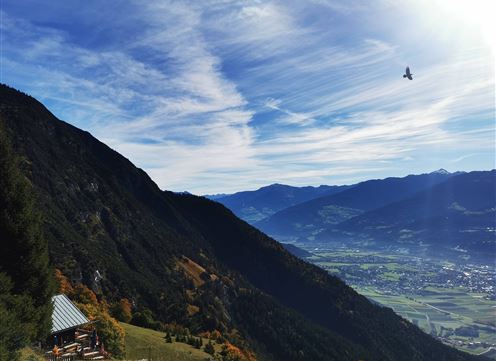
[431, 168, 450, 175]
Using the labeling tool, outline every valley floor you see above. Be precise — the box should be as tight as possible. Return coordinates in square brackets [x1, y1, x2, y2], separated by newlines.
[302, 246, 496, 358]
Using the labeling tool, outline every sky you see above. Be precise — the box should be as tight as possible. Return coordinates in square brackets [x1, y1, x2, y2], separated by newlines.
[1, 0, 494, 194]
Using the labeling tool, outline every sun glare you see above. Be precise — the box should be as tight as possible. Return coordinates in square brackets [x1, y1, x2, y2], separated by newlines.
[429, 0, 496, 53]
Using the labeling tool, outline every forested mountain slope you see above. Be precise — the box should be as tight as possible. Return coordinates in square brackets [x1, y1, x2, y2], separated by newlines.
[0, 113, 55, 360]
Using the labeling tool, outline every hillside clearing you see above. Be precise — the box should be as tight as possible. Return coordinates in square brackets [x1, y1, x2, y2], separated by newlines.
[122, 323, 214, 361]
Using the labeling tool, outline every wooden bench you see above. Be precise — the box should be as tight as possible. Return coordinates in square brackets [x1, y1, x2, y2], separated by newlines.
[61, 352, 77, 357]
[83, 351, 100, 358]
[62, 342, 79, 352]
[76, 333, 89, 340]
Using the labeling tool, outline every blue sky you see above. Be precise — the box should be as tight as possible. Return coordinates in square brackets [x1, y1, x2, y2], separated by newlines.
[1, 0, 494, 194]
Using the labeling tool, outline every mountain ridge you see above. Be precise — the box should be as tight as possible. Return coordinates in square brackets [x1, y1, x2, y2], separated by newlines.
[255, 172, 455, 240]
[206, 183, 351, 224]
[334, 170, 496, 254]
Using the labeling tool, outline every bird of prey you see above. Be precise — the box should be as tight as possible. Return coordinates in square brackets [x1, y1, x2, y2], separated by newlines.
[403, 66, 413, 80]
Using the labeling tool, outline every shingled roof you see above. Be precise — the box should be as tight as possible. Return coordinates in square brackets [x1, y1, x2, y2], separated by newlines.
[51, 294, 90, 334]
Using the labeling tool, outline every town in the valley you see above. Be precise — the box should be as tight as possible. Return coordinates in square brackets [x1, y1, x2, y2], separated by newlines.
[300, 246, 496, 357]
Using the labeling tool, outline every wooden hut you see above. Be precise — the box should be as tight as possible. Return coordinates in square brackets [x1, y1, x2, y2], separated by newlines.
[50, 294, 91, 346]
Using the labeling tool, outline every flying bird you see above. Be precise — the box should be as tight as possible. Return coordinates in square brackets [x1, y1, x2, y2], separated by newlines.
[403, 66, 413, 80]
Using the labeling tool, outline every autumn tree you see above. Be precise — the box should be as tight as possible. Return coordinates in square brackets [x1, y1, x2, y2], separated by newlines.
[71, 283, 98, 305]
[77, 302, 125, 358]
[111, 298, 132, 323]
[219, 342, 257, 361]
[54, 268, 74, 294]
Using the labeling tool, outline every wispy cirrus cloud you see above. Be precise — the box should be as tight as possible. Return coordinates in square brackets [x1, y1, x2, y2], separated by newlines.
[1, 0, 494, 193]
[264, 98, 315, 126]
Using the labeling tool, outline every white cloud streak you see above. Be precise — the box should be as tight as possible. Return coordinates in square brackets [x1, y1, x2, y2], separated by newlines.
[1, 0, 494, 193]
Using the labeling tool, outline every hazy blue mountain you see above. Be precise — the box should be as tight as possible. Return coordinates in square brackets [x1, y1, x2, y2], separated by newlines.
[334, 170, 496, 255]
[256, 172, 455, 240]
[207, 183, 351, 223]
[204, 193, 228, 200]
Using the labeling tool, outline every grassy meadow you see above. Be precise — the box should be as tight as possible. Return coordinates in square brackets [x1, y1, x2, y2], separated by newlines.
[122, 323, 216, 361]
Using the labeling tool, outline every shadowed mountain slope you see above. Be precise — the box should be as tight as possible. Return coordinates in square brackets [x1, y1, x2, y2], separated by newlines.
[256, 172, 455, 240]
[334, 170, 496, 253]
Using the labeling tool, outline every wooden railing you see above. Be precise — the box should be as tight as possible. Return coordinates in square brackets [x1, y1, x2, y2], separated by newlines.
[44, 328, 112, 361]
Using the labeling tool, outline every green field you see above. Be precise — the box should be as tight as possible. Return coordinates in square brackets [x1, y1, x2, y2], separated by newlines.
[308, 249, 496, 357]
[355, 286, 496, 355]
[122, 323, 216, 361]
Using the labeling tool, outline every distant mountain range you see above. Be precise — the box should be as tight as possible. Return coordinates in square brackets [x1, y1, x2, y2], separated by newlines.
[334, 170, 496, 253]
[205, 183, 351, 223]
[255, 171, 456, 238]
[211, 170, 494, 260]
[1, 84, 483, 361]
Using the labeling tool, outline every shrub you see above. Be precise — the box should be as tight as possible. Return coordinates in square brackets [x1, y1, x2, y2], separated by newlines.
[131, 308, 161, 330]
[204, 341, 215, 355]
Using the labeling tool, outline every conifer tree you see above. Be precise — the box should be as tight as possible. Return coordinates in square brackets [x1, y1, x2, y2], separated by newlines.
[204, 340, 215, 355]
[0, 120, 55, 359]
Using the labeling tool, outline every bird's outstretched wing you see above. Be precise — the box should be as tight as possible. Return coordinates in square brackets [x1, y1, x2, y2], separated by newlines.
[405, 66, 411, 76]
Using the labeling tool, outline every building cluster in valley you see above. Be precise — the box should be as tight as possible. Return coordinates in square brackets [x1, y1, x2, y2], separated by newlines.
[314, 253, 495, 300]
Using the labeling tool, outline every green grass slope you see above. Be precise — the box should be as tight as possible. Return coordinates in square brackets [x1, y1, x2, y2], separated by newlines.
[122, 323, 212, 361]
